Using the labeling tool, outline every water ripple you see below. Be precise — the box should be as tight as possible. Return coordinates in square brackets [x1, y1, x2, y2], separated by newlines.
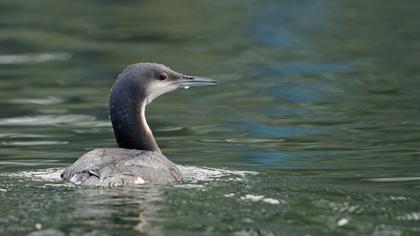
[0, 115, 108, 127]
[9, 97, 64, 105]
[2, 168, 63, 181]
[178, 165, 258, 184]
[0, 52, 71, 64]
[367, 177, 420, 182]
[397, 212, 420, 221]
[3, 166, 258, 186]
[0, 133, 54, 138]
[225, 138, 283, 143]
[156, 126, 184, 132]
[1, 141, 68, 146]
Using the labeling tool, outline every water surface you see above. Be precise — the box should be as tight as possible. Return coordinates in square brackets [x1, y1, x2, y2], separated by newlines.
[1, 0, 420, 235]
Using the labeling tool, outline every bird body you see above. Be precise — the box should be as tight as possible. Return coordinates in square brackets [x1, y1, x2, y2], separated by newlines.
[61, 63, 218, 186]
[61, 148, 180, 187]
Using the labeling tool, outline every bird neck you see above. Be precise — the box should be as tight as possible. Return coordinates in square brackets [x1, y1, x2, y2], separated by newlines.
[109, 76, 160, 152]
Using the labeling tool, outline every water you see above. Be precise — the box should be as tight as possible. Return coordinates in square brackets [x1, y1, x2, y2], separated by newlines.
[1, 0, 420, 235]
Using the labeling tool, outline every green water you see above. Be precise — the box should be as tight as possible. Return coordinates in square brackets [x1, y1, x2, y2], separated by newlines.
[1, 0, 420, 235]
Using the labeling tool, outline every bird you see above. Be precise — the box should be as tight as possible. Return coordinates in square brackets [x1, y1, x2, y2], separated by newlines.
[61, 63, 218, 187]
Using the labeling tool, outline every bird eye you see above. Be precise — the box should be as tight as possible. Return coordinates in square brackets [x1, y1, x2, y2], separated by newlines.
[159, 74, 167, 81]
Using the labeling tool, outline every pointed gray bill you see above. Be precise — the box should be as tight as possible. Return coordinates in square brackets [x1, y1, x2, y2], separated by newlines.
[174, 76, 219, 88]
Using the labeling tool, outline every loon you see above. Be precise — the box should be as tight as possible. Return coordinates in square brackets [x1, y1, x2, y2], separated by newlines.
[61, 63, 218, 187]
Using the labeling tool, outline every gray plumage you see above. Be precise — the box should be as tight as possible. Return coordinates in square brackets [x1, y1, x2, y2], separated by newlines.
[61, 148, 180, 187]
[61, 63, 218, 187]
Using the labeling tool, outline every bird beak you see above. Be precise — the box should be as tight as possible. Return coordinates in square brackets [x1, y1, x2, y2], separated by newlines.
[173, 75, 219, 88]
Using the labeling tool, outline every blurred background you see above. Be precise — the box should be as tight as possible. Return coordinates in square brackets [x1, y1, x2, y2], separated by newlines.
[1, 0, 420, 235]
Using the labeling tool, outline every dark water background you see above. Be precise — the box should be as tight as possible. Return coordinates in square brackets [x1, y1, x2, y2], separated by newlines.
[1, 0, 420, 235]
